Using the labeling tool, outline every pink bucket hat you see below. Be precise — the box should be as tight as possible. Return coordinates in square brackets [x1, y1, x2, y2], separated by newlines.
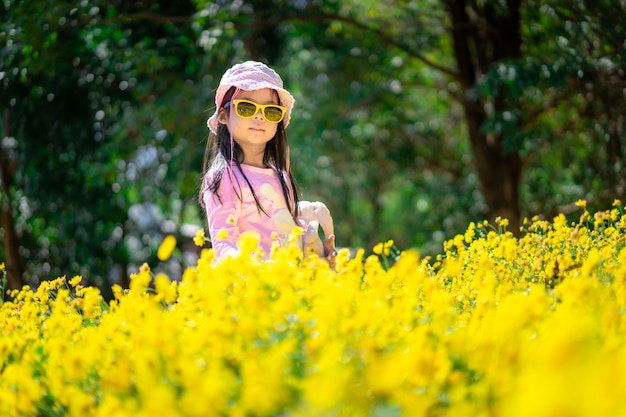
[207, 61, 295, 134]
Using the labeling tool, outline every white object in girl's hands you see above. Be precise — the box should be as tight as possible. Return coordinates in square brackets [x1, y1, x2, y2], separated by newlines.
[298, 201, 334, 258]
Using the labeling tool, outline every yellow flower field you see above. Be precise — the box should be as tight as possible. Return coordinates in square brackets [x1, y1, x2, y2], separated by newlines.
[1, 202, 626, 417]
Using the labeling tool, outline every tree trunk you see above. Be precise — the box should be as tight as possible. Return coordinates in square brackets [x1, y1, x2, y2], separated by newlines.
[464, 99, 522, 233]
[447, 0, 523, 234]
[1, 110, 26, 290]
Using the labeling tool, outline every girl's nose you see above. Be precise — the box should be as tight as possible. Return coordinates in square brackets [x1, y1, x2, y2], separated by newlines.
[254, 109, 264, 120]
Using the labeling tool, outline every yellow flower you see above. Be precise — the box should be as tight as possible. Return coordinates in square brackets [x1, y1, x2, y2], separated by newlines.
[575, 199, 587, 208]
[157, 235, 177, 261]
[129, 264, 152, 292]
[373, 242, 384, 255]
[553, 213, 567, 229]
[373, 239, 394, 256]
[0, 363, 43, 415]
[464, 222, 476, 243]
[385, 239, 394, 252]
[237, 230, 260, 254]
[193, 228, 206, 247]
[4, 204, 626, 416]
[76, 286, 103, 320]
[69, 275, 82, 287]
[139, 262, 150, 274]
[581, 249, 601, 276]
[216, 228, 229, 241]
[288, 226, 304, 244]
[155, 273, 177, 304]
[111, 284, 124, 301]
[610, 208, 620, 222]
[290, 225, 304, 237]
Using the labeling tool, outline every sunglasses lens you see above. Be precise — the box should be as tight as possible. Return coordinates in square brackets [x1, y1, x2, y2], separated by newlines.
[233, 100, 285, 123]
[236, 101, 257, 118]
[264, 106, 284, 122]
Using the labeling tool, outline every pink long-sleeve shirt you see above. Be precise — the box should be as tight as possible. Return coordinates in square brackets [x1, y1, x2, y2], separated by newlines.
[204, 164, 300, 259]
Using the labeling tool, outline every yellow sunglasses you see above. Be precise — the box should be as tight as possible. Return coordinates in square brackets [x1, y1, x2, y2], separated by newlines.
[228, 99, 287, 123]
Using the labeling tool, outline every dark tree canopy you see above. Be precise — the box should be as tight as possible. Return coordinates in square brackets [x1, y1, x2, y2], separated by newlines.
[1, 0, 624, 291]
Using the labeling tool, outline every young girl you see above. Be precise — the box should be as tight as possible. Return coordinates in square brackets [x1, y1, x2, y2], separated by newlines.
[200, 61, 336, 262]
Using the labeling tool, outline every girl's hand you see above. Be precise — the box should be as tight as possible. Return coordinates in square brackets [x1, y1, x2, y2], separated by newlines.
[324, 234, 337, 269]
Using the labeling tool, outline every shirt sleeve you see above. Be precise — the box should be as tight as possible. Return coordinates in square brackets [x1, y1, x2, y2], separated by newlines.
[204, 172, 241, 258]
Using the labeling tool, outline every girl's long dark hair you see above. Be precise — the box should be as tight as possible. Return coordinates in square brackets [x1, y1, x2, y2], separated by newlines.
[199, 86, 300, 220]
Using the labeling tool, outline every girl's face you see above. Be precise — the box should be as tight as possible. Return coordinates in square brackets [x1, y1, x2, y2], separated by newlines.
[219, 88, 280, 153]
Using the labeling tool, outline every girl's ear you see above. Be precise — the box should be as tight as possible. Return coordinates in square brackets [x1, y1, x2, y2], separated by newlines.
[217, 108, 229, 125]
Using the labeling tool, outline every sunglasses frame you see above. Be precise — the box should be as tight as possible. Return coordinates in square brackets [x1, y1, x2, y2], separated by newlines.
[230, 99, 287, 123]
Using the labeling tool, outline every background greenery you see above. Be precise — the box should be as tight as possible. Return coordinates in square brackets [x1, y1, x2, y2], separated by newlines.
[1, 0, 624, 291]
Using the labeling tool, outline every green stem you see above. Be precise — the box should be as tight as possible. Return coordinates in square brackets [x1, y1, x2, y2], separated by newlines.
[0, 268, 6, 304]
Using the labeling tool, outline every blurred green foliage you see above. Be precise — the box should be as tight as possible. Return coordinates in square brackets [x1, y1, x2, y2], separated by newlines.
[1, 0, 624, 290]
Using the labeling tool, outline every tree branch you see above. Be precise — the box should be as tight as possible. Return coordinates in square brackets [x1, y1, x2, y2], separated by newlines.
[99, 7, 461, 81]
[107, 12, 190, 25]
[445, 0, 477, 88]
[236, 9, 460, 81]
[314, 11, 460, 81]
